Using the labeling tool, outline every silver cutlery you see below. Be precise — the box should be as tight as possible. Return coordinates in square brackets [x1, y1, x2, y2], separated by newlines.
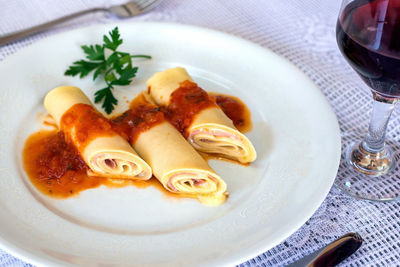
[285, 233, 363, 267]
[0, 0, 161, 46]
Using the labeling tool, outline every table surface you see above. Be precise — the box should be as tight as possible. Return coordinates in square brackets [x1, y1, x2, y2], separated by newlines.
[1, 0, 400, 266]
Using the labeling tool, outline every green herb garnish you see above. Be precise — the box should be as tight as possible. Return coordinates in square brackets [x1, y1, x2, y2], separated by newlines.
[65, 27, 151, 114]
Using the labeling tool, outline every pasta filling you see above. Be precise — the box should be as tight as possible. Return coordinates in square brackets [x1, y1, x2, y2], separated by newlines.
[188, 128, 252, 163]
[167, 172, 220, 193]
[163, 170, 227, 206]
[88, 152, 150, 178]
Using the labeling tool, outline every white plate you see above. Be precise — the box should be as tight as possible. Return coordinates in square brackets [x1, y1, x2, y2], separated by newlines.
[0, 22, 340, 266]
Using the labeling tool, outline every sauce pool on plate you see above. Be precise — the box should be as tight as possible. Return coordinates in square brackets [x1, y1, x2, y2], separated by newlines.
[23, 130, 100, 197]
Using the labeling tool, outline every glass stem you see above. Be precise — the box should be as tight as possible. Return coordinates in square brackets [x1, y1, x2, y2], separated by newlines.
[362, 93, 397, 153]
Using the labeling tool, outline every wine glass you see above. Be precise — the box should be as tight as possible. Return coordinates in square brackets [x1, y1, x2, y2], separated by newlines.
[336, 0, 400, 201]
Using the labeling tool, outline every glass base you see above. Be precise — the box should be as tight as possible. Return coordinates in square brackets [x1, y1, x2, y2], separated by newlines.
[347, 141, 395, 176]
[335, 141, 399, 202]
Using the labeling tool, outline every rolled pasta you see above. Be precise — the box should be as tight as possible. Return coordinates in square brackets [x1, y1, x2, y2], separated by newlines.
[135, 122, 227, 206]
[113, 95, 228, 206]
[147, 67, 257, 163]
[44, 86, 152, 180]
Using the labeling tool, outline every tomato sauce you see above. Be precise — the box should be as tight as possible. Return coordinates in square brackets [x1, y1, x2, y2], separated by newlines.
[165, 81, 252, 136]
[23, 130, 102, 197]
[61, 103, 116, 151]
[164, 80, 217, 137]
[111, 94, 165, 144]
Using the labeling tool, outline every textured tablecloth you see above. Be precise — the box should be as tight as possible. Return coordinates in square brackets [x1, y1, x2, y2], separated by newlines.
[1, 0, 400, 266]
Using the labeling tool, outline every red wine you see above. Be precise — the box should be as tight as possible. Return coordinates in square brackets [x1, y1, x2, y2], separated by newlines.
[336, 0, 400, 97]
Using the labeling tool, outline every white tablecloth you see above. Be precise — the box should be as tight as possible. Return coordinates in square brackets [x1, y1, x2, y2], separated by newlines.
[1, 0, 399, 266]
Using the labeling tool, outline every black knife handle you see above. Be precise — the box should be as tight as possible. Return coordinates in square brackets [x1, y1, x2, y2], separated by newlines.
[310, 233, 363, 267]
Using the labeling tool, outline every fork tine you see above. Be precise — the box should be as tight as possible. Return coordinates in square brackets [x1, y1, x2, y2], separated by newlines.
[135, 0, 148, 6]
[109, 0, 161, 18]
[133, 0, 152, 9]
[140, 0, 161, 12]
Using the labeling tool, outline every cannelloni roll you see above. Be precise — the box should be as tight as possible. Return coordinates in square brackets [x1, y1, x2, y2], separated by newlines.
[135, 122, 227, 206]
[146, 67, 257, 163]
[44, 86, 152, 180]
[112, 95, 228, 206]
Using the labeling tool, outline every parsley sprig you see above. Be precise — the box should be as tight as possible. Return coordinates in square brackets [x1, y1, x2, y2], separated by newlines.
[65, 27, 151, 114]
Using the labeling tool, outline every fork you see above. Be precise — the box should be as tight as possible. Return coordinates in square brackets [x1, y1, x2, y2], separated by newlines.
[0, 0, 161, 46]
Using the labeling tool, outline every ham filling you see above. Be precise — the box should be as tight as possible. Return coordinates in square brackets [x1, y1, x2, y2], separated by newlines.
[91, 154, 142, 175]
[167, 173, 219, 192]
[104, 159, 116, 168]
